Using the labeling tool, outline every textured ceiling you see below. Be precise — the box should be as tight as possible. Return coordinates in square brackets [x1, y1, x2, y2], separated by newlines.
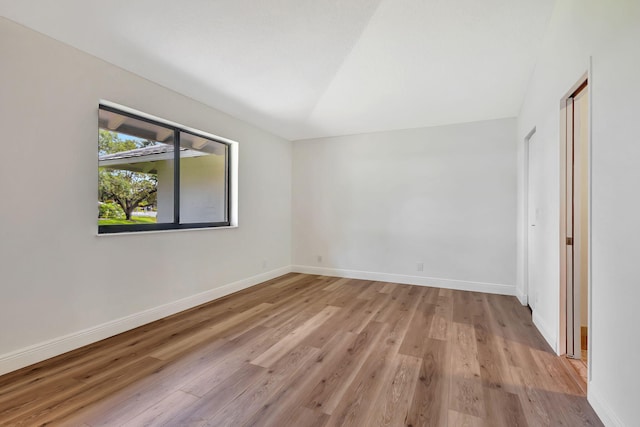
[0, 0, 556, 140]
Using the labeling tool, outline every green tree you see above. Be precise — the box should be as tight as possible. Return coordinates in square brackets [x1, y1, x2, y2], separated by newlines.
[98, 130, 158, 221]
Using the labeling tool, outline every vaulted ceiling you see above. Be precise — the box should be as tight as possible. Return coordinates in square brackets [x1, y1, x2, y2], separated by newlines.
[0, 0, 556, 140]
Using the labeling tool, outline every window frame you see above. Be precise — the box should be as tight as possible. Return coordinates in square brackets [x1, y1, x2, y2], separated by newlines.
[98, 104, 232, 234]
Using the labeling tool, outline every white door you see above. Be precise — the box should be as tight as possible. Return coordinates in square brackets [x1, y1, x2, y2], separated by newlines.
[527, 133, 543, 311]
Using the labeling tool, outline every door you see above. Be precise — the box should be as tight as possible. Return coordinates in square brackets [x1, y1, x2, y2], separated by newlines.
[566, 82, 589, 360]
[527, 132, 543, 311]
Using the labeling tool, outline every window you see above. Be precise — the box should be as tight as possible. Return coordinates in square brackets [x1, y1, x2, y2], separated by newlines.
[98, 104, 231, 233]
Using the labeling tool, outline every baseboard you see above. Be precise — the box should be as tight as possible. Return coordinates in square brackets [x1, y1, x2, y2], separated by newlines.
[516, 287, 528, 306]
[588, 384, 624, 427]
[291, 265, 515, 296]
[0, 266, 292, 377]
[532, 310, 557, 353]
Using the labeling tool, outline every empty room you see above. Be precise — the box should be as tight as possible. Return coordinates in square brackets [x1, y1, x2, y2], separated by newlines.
[0, 0, 638, 426]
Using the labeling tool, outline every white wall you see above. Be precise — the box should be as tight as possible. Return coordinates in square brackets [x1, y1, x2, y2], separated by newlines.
[0, 18, 292, 373]
[292, 118, 517, 294]
[516, 1, 640, 425]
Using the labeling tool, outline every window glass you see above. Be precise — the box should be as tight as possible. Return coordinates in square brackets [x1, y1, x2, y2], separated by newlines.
[98, 109, 175, 228]
[179, 132, 228, 224]
[98, 105, 232, 233]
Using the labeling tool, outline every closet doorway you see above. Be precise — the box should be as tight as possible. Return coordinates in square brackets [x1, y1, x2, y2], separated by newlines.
[560, 77, 590, 380]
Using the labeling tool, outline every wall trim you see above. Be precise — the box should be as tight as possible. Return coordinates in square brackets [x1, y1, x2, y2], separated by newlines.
[532, 309, 558, 354]
[0, 266, 292, 377]
[516, 287, 528, 306]
[292, 265, 515, 296]
[588, 384, 624, 427]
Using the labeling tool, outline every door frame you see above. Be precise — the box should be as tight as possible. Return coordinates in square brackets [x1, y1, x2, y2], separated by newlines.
[522, 127, 537, 308]
[559, 70, 592, 378]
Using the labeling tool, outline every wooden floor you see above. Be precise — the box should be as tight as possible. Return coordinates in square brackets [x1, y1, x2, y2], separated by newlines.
[0, 274, 602, 426]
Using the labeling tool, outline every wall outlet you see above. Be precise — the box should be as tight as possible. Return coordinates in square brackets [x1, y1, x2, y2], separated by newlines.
[317, 255, 323, 263]
[262, 259, 268, 269]
[416, 262, 424, 272]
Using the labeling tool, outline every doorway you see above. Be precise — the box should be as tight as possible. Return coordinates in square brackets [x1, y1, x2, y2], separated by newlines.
[561, 78, 590, 380]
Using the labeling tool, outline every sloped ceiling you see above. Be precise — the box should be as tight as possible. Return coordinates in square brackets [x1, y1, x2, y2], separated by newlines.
[0, 0, 555, 140]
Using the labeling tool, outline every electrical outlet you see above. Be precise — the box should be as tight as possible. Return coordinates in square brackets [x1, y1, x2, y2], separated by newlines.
[262, 259, 268, 269]
[317, 255, 323, 263]
[416, 262, 424, 272]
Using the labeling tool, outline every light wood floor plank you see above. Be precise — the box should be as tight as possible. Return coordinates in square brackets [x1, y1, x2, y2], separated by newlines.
[251, 305, 340, 368]
[406, 337, 450, 427]
[241, 332, 357, 427]
[206, 345, 320, 426]
[303, 320, 388, 415]
[120, 390, 200, 427]
[365, 354, 421, 427]
[449, 321, 485, 419]
[170, 362, 267, 425]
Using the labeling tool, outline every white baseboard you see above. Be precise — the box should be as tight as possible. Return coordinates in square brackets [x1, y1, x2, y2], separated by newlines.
[588, 384, 624, 427]
[291, 265, 516, 296]
[0, 266, 292, 377]
[532, 309, 557, 353]
[516, 288, 528, 306]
